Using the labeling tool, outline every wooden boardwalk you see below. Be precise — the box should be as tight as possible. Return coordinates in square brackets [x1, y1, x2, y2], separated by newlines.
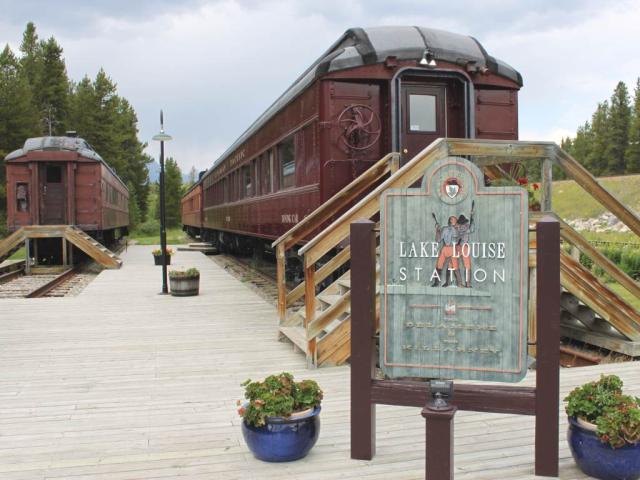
[0, 245, 638, 479]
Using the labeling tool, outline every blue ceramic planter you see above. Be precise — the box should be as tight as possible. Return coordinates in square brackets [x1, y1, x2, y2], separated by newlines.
[568, 416, 640, 480]
[242, 406, 321, 462]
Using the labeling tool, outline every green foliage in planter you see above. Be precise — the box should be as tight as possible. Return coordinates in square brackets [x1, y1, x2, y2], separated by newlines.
[565, 374, 640, 448]
[168, 267, 199, 278]
[565, 374, 623, 422]
[238, 372, 323, 427]
[596, 395, 640, 448]
[151, 247, 173, 256]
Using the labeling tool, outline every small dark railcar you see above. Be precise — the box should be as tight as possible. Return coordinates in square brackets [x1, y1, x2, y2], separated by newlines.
[182, 26, 522, 255]
[5, 136, 129, 243]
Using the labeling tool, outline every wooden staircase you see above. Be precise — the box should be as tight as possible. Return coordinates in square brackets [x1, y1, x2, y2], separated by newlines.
[273, 139, 640, 367]
[0, 226, 122, 269]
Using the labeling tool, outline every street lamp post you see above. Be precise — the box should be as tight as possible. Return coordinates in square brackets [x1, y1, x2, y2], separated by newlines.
[153, 110, 172, 294]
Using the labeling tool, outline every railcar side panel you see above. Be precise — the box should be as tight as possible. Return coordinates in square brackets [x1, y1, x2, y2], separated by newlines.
[182, 184, 203, 232]
[100, 163, 129, 231]
[75, 163, 101, 229]
[5, 163, 33, 230]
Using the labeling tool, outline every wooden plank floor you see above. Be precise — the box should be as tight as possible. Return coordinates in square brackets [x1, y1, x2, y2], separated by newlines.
[1, 245, 638, 479]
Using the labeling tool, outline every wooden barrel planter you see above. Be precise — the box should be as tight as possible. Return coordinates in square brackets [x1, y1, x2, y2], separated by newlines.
[169, 268, 200, 296]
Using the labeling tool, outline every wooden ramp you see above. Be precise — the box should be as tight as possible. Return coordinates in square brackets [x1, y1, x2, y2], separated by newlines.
[1, 244, 639, 479]
[273, 139, 640, 366]
[0, 226, 122, 269]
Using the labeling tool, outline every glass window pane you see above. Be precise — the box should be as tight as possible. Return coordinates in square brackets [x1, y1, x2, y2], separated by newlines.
[279, 137, 295, 190]
[409, 94, 436, 132]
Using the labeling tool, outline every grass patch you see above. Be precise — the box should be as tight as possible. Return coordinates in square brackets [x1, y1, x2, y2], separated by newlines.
[607, 282, 640, 311]
[552, 174, 640, 220]
[128, 227, 189, 245]
[8, 246, 25, 261]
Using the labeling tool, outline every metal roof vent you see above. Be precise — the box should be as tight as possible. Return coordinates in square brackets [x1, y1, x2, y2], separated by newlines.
[66, 130, 78, 138]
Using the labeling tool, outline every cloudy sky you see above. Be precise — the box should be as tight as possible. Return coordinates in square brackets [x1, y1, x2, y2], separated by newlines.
[1, 0, 639, 172]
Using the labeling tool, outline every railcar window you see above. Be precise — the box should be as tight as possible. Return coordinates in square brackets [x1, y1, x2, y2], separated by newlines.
[242, 165, 252, 197]
[46, 165, 62, 183]
[278, 137, 295, 190]
[409, 94, 437, 132]
[16, 183, 29, 212]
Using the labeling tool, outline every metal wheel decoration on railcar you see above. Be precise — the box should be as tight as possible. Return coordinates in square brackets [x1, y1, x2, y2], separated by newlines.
[181, 26, 522, 276]
[4, 135, 129, 266]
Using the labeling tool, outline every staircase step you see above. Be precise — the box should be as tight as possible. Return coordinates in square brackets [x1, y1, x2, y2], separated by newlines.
[317, 294, 349, 308]
[279, 325, 308, 352]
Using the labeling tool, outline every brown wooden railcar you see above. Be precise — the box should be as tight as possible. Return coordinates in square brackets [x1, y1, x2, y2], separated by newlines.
[181, 182, 203, 237]
[5, 136, 129, 241]
[182, 26, 522, 253]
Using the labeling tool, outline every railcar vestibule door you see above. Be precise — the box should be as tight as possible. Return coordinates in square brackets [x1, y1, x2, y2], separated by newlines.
[400, 84, 446, 161]
[40, 163, 66, 224]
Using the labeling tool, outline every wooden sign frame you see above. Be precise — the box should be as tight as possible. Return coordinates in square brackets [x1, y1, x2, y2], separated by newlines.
[350, 217, 560, 479]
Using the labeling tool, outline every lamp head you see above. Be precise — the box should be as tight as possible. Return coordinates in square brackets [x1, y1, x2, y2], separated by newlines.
[419, 49, 437, 68]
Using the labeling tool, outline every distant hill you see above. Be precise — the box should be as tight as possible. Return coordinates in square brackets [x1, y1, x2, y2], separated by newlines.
[551, 174, 640, 221]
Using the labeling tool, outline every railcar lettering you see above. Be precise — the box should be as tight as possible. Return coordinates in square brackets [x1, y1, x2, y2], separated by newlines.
[281, 214, 299, 224]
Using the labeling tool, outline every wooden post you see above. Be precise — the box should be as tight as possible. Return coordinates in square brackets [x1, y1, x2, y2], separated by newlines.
[304, 263, 316, 367]
[350, 219, 377, 460]
[25, 238, 31, 275]
[527, 267, 537, 357]
[62, 238, 68, 266]
[535, 217, 560, 477]
[422, 404, 457, 480]
[389, 152, 401, 174]
[276, 243, 286, 323]
[541, 159, 553, 212]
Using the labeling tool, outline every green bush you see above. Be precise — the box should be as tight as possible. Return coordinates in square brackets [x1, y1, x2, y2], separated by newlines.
[134, 220, 160, 236]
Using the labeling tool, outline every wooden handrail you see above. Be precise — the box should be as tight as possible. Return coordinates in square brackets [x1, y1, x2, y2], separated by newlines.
[272, 152, 399, 250]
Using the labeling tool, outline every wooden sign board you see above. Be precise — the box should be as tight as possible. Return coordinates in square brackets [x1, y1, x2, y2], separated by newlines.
[380, 157, 528, 382]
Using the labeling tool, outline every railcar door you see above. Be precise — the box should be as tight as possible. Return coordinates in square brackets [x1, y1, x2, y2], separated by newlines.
[40, 164, 66, 224]
[400, 84, 446, 161]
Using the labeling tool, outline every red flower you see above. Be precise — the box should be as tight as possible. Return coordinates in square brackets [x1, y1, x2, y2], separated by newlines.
[532, 183, 540, 190]
[237, 406, 246, 416]
[517, 178, 528, 185]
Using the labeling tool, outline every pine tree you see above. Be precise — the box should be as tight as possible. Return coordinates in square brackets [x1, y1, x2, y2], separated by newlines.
[626, 78, 640, 173]
[587, 102, 610, 175]
[35, 37, 69, 135]
[571, 122, 593, 166]
[606, 81, 631, 175]
[127, 181, 141, 230]
[156, 157, 183, 228]
[19, 22, 41, 90]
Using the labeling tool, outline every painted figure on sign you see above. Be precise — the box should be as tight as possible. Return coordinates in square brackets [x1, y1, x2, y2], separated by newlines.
[430, 214, 463, 287]
[455, 201, 475, 288]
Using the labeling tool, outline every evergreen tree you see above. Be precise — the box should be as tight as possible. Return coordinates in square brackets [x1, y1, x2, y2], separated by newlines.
[19, 22, 41, 90]
[587, 102, 610, 175]
[0, 45, 39, 154]
[186, 166, 198, 186]
[155, 157, 183, 228]
[606, 81, 631, 174]
[127, 181, 141, 229]
[571, 121, 593, 167]
[35, 37, 69, 135]
[626, 78, 640, 173]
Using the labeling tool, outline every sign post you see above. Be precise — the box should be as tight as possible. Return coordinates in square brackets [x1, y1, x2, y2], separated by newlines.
[350, 156, 560, 478]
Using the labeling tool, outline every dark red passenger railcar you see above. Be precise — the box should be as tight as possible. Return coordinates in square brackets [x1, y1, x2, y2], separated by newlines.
[5, 136, 129, 242]
[181, 182, 203, 238]
[182, 26, 522, 254]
